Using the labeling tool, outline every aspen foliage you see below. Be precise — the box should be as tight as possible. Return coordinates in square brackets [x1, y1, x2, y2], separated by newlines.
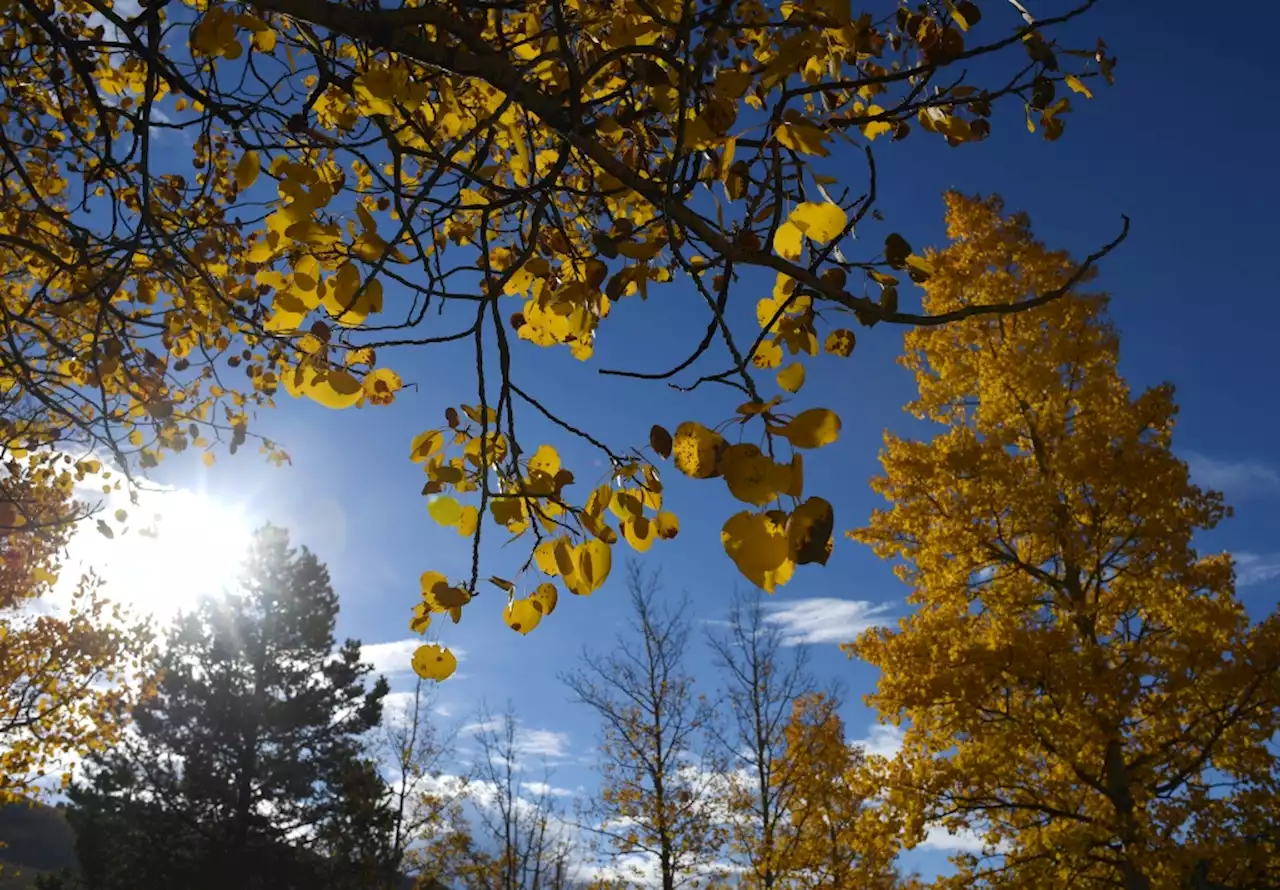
[849, 194, 1280, 889]
[0, 0, 1122, 673]
[0, 454, 154, 804]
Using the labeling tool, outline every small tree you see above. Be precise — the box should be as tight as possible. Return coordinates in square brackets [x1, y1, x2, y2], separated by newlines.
[377, 676, 463, 888]
[776, 694, 906, 890]
[61, 524, 391, 890]
[1, 452, 154, 805]
[705, 588, 823, 890]
[565, 563, 723, 890]
[413, 704, 574, 890]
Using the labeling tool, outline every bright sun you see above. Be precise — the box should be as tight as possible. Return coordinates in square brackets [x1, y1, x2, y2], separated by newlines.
[94, 490, 257, 621]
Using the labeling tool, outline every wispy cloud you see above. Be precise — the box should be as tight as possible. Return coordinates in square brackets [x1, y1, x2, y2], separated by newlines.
[362, 639, 465, 678]
[461, 720, 572, 760]
[516, 728, 571, 759]
[763, 597, 893, 646]
[1234, 552, 1280, 588]
[1185, 451, 1280, 498]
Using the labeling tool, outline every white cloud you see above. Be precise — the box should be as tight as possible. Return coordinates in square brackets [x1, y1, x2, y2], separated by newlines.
[853, 723, 904, 759]
[763, 597, 892, 646]
[1234, 552, 1280, 588]
[361, 639, 467, 678]
[462, 718, 504, 736]
[460, 721, 570, 760]
[523, 780, 574, 798]
[516, 728, 571, 759]
[1185, 452, 1280, 498]
[919, 825, 987, 853]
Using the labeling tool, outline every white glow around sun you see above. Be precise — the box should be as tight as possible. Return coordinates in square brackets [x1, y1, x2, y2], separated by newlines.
[65, 488, 257, 622]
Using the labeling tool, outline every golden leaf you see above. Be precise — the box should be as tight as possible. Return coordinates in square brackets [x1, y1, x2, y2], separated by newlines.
[531, 582, 559, 615]
[428, 496, 463, 527]
[673, 422, 725, 479]
[721, 511, 795, 593]
[505, 597, 543, 635]
[412, 644, 457, 682]
[777, 409, 841, 449]
[777, 363, 806, 393]
[788, 202, 847, 243]
[233, 150, 260, 189]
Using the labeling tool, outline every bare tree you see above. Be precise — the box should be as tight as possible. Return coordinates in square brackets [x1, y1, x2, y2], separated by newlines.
[705, 589, 833, 890]
[376, 677, 462, 889]
[418, 703, 574, 890]
[564, 563, 723, 890]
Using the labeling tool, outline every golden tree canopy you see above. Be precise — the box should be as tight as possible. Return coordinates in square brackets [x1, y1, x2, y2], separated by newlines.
[0, 0, 1123, 671]
[850, 194, 1280, 889]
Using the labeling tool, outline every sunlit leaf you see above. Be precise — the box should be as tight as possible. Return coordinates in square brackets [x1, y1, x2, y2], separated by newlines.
[777, 363, 806, 393]
[721, 511, 794, 592]
[673, 422, 725, 479]
[412, 644, 457, 682]
[776, 409, 841, 449]
[428, 496, 463, 527]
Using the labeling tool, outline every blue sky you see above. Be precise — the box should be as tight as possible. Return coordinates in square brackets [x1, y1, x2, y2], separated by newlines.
[60, 0, 1280, 880]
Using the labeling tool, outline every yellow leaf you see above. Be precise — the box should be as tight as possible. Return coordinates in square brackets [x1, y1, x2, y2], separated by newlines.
[529, 444, 560, 477]
[535, 538, 563, 576]
[655, 511, 680, 539]
[566, 539, 611, 596]
[777, 363, 806, 393]
[301, 369, 364, 409]
[409, 602, 432, 633]
[505, 597, 543, 635]
[362, 367, 401, 405]
[721, 444, 783, 507]
[778, 408, 841, 449]
[825, 329, 856, 357]
[420, 571, 449, 597]
[721, 511, 795, 593]
[622, 515, 656, 552]
[456, 505, 478, 537]
[412, 644, 457, 681]
[234, 150, 260, 189]
[672, 422, 725, 479]
[252, 27, 277, 53]
[753, 339, 784, 370]
[31, 567, 59, 586]
[531, 582, 559, 615]
[788, 202, 846, 243]
[428, 496, 463, 527]
[410, 430, 444, 463]
[774, 221, 804, 260]
[776, 120, 831, 156]
[202, 451, 216, 468]
[1065, 74, 1093, 99]
[787, 497, 834, 566]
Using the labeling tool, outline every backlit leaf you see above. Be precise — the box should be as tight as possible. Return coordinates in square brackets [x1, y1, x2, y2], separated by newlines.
[777, 409, 841, 449]
[777, 363, 806, 393]
[428, 496, 463, 527]
[233, 150, 260, 189]
[412, 644, 457, 682]
[505, 597, 543, 634]
[788, 202, 846, 243]
[721, 511, 795, 593]
[787, 497, 834, 566]
[673, 422, 725, 479]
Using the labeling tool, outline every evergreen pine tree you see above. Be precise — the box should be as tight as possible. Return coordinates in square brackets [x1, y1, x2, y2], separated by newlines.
[61, 524, 391, 890]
